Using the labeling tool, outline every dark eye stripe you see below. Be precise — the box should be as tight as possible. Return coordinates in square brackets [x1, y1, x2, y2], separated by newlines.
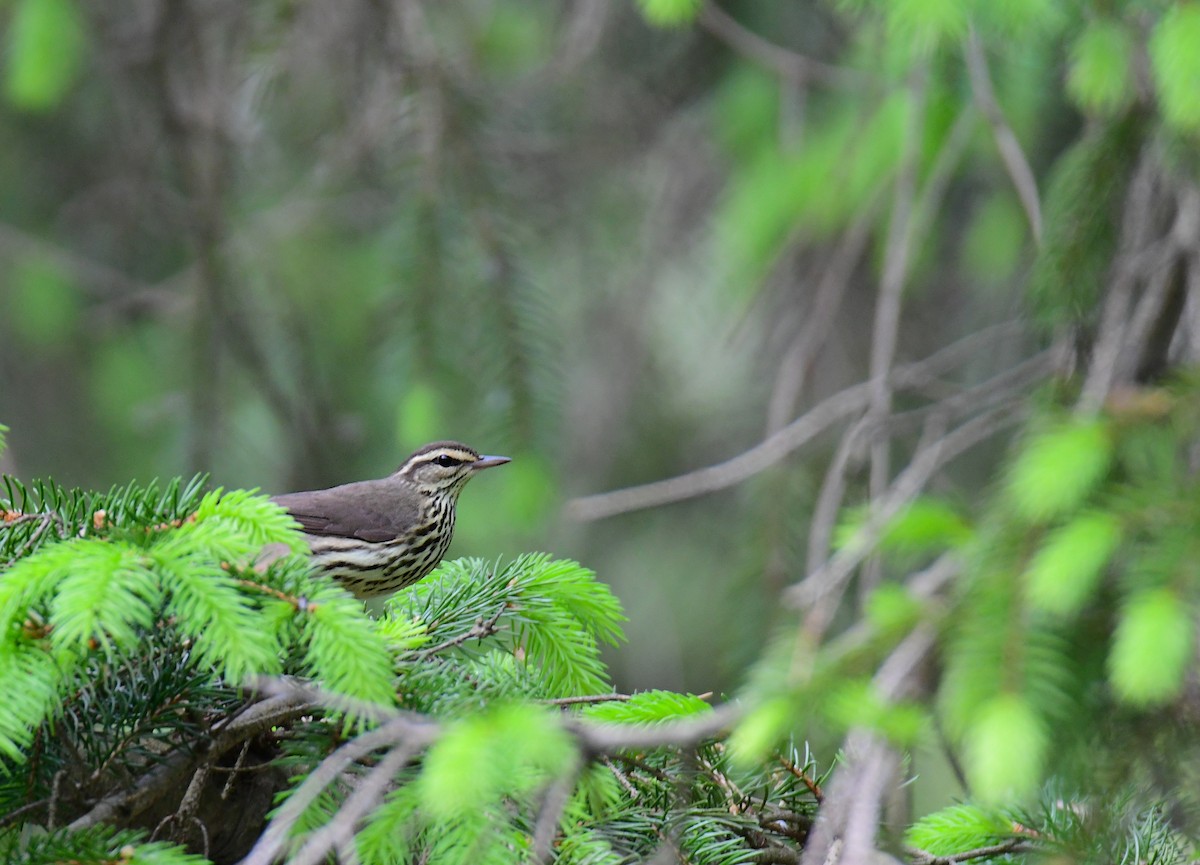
[433, 454, 462, 467]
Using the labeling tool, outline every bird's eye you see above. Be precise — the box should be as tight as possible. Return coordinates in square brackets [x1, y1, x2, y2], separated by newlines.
[434, 455, 459, 467]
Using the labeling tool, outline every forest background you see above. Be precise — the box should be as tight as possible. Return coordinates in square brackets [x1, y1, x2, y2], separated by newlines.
[4, 0, 1200, 862]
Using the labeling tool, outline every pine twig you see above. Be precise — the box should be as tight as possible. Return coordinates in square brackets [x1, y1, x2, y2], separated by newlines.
[416, 602, 507, 657]
[566, 323, 1027, 521]
[778, 756, 824, 804]
[907, 838, 1037, 864]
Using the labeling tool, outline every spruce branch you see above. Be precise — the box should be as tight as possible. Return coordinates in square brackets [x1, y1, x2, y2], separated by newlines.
[907, 838, 1037, 865]
[68, 691, 318, 832]
[566, 323, 1032, 521]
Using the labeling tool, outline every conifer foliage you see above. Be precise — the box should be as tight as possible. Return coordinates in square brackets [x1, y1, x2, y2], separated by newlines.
[0, 448, 821, 864]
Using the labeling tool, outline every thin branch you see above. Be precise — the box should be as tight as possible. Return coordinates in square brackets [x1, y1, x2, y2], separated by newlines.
[697, 2, 861, 90]
[790, 400, 1027, 624]
[533, 758, 582, 863]
[566, 323, 1027, 521]
[806, 415, 869, 574]
[1078, 155, 1160, 412]
[868, 65, 927, 503]
[239, 713, 440, 865]
[766, 199, 882, 434]
[415, 603, 507, 658]
[541, 693, 632, 706]
[68, 691, 318, 831]
[284, 739, 427, 865]
[907, 838, 1038, 864]
[778, 755, 824, 803]
[964, 29, 1043, 244]
[807, 346, 1055, 574]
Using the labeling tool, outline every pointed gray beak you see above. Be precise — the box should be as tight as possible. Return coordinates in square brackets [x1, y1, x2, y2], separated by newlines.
[473, 455, 511, 470]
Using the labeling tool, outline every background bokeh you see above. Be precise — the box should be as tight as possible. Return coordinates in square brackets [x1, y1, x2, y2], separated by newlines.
[0, 0, 1117, 699]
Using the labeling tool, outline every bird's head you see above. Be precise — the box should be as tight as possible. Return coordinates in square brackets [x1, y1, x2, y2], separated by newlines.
[396, 441, 511, 497]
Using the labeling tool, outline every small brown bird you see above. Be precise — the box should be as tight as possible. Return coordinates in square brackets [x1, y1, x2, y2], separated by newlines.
[271, 441, 510, 598]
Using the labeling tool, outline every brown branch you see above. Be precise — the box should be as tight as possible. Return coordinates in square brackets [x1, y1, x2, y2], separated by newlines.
[778, 755, 824, 803]
[238, 712, 440, 865]
[1, 510, 67, 566]
[237, 679, 741, 865]
[1078, 155, 1161, 412]
[964, 29, 1043, 244]
[566, 323, 1027, 521]
[532, 758, 582, 864]
[68, 691, 318, 831]
[697, 2, 862, 89]
[541, 693, 632, 706]
[907, 838, 1037, 864]
[415, 602, 507, 658]
[283, 739, 428, 865]
[766, 199, 882, 434]
[791, 400, 1026, 627]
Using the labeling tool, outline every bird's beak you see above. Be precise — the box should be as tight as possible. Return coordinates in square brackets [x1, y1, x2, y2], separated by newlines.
[473, 455, 511, 470]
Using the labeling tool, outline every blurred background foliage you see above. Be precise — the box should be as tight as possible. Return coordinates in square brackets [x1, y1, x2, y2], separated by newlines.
[1, 0, 1199, 737]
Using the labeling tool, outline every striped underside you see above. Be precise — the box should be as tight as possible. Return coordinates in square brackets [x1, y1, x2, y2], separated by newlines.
[305, 504, 456, 598]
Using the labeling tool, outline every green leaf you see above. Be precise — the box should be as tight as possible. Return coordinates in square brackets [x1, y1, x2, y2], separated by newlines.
[905, 803, 1015, 855]
[887, 0, 967, 52]
[5, 0, 86, 110]
[583, 690, 711, 724]
[714, 65, 781, 162]
[1025, 511, 1122, 615]
[419, 702, 574, 819]
[864, 583, 924, 635]
[49, 542, 161, 651]
[1109, 587, 1193, 706]
[1067, 19, 1134, 116]
[0, 641, 64, 762]
[396, 383, 442, 453]
[1006, 419, 1113, 522]
[823, 679, 928, 745]
[963, 693, 1046, 801]
[879, 497, 973, 554]
[5, 255, 79, 347]
[1150, 3, 1200, 134]
[193, 488, 308, 552]
[1027, 114, 1143, 330]
[301, 579, 397, 709]
[635, 0, 700, 27]
[728, 697, 792, 766]
[962, 193, 1029, 284]
[151, 540, 282, 683]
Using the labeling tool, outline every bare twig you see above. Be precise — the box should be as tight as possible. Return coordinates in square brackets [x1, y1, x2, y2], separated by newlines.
[807, 346, 1056, 575]
[790, 400, 1026, 624]
[1078, 155, 1160, 412]
[416, 603, 507, 658]
[541, 693, 632, 707]
[868, 65, 928, 505]
[964, 29, 1043, 243]
[1, 511, 66, 565]
[698, 2, 861, 89]
[907, 838, 1037, 864]
[806, 416, 869, 575]
[69, 691, 318, 831]
[239, 713, 440, 865]
[283, 739, 428, 865]
[766, 199, 882, 434]
[604, 755, 641, 799]
[566, 323, 1027, 521]
[778, 755, 824, 803]
[533, 758, 582, 863]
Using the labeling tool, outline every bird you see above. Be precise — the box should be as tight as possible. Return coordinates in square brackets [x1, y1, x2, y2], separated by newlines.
[270, 441, 510, 598]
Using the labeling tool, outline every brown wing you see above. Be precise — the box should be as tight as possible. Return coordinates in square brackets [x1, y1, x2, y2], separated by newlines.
[271, 478, 420, 543]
